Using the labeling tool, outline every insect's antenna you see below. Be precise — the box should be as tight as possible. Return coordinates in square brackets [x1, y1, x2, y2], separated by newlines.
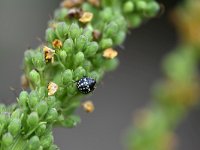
[9, 86, 18, 98]
[36, 37, 44, 46]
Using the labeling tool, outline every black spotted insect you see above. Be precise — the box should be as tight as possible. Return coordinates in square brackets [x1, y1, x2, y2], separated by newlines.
[76, 77, 96, 94]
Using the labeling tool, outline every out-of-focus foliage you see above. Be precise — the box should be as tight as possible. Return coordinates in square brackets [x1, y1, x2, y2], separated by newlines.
[126, 0, 200, 150]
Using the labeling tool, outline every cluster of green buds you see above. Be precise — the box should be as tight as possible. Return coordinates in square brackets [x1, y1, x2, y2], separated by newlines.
[126, 0, 200, 150]
[0, 0, 160, 149]
[122, 0, 160, 27]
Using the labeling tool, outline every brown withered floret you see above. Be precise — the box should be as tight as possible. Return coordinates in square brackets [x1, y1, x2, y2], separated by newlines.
[87, 0, 100, 7]
[103, 48, 118, 59]
[82, 101, 95, 113]
[61, 0, 84, 8]
[43, 46, 55, 63]
[52, 39, 63, 49]
[48, 82, 58, 96]
[21, 74, 29, 89]
[68, 8, 83, 19]
[79, 12, 93, 23]
[92, 30, 102, 41]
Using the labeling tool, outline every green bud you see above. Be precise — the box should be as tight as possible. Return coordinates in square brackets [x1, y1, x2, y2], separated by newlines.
[27, 112, 39, 128]
[62, 69, 73, 84]
[129, 15, 142, 28]
[84, 42, 99, 57]
[136, 1, 147, 11]
[92, 54, 104, 67]
[67, 84, 77, 96]
[0, 111, 10, 124]
[115, 16, 127, 30]
[0, 124, 4, 136]
[100, 8, 113, 22]
[0, 113, 8, 125]
[28, 136, 40, 150]
[100, 38, 113, 50]
[40, 133, 54, 149]
[83, 26, 93, 41]
[113, 31, 126, 45]
[29, 70, 40, 86]
[55, 22, 68, 40]
[104, 22, 119, 38]
[76, 35, 88, 51]
[54, 8, 68, 21]
[69, 23, 82, 39]
[38, 87, 47, 99]
[74, 67, 86, 80]
[18, 91, 28, 107]
[145, 1, 160, 17]
[57, 114, 65, 122]
[104, 58, 119, 71]
[83, 60, 92, 71]
[49, 145, 59, 150]
[32, 52, 45, 70]
[63, 38, 74, 53]
[123, 1, 134, 13]
[36, 124, 46, 136]
[24, 50, 34, 65]
[0, 104, 6, 112]
[45, 28, 56, 43]
[74, 52, 85, 67]
[62, 115, 81, 128]
[28, 91, 39, 109]
[46, 108, 58, 123]
[8, 118, 21, 136]
[58, 50, 67, 63]
[2, 132, 13, 147]
[11, 109, 21, 119]
[47, 96, 56, 108]
[88, 71, 100, 82]
[36, 101, 48, 117]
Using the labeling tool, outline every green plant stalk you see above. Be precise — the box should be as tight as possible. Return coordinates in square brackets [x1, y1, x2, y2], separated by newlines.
[126, 0, 200, 150]
[0, 0, 159, 149]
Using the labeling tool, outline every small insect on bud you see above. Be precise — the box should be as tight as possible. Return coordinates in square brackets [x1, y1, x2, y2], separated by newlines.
[48, 82, 58, 96]
[68, 8, 83, 19]
[43, 46, 55, 63]
[77, 77, 96, 94]
[103, 48, 118, 59]
[82, 101, 95, 113]
[92, 30, 101, 41]
[79, 12, 94, 23]
[52, 39, 63, 49]
[87, 0, 100, 7]
[61, 0, 84, 8]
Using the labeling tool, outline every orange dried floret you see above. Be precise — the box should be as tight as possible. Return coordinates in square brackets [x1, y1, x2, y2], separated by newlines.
[103, 48, 118, 59]
[79, 12, 93, 23]
[82, 101, 95, 113]
[52, 39, 63, 49]
[48, 82, 58, 96]
[61, 0, 84, 8]
[43, 46, 55, 63]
